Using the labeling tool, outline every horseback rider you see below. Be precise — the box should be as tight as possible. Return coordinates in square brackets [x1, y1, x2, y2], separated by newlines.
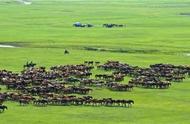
[64, 49, 69, 54]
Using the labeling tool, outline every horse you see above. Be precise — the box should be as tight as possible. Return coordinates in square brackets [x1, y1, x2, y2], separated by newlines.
[33, 99, 48, 106]
[19, 99, 30, 106]
[126, 100, 134, 107]
[0, 98, 5, 105]
[0, 105, 8, 112]
[23, 61, 36, 68]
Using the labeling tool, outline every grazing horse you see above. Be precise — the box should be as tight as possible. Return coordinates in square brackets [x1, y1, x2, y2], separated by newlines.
[95, 61, 100, 66]
[23, 61, 36, 68]
[0, 105, 8, 112]
[126, 100, 134, 107]
[0, 98, 4, 105]
[33, 99, 48, 106]
[19, 99, 30, 106]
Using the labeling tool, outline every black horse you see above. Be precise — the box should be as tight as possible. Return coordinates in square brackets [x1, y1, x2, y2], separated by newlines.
[0, 98, 4, 105]
[19, 99, 30, 106]
[33, 99, 48, 106]
[0, 105, 8, 112]
[23, 61, 36, 68]
[126, 100, 134, 107]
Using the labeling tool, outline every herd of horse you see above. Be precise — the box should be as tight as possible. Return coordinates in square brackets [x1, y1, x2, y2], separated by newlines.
[0, 92, 134, 108]
[98, 61, 190, 89]
[0, 60, 190, 112]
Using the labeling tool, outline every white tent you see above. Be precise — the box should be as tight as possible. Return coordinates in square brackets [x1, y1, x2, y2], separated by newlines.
[74, 22, 81, 25]
[17, 0, 32, 5]
[23, 1, 32, 5]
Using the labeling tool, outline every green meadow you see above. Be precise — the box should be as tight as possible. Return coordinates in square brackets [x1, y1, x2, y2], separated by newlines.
[0, 0, 190, 124]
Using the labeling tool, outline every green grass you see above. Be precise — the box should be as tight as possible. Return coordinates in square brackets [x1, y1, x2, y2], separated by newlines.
[0, 0, 190, 124]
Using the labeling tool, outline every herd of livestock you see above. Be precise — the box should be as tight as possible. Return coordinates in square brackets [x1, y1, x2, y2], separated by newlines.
[0, 60, 190, 112]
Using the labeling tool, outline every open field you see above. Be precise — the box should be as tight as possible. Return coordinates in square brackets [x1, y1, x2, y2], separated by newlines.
[0, 0, 190, 124]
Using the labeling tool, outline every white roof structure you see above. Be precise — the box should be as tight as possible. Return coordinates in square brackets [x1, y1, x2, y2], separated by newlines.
[17, 0, 32, 5]
[75, 22, 81, 24]
[23, 1, 32, 5]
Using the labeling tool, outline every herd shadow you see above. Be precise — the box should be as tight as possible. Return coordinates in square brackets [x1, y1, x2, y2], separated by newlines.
[179, 13, 190, 16]
[84, 46, 160, 54]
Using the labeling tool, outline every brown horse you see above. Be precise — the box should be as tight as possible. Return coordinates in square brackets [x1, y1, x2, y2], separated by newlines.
[19, 99, 30, 106]
[0, 98, 5, 105]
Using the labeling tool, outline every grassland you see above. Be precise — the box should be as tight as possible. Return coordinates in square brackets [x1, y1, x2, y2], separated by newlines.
[0, 0, 190, 124]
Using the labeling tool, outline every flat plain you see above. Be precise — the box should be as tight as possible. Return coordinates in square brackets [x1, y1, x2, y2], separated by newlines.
[0, 0, 190, 124]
